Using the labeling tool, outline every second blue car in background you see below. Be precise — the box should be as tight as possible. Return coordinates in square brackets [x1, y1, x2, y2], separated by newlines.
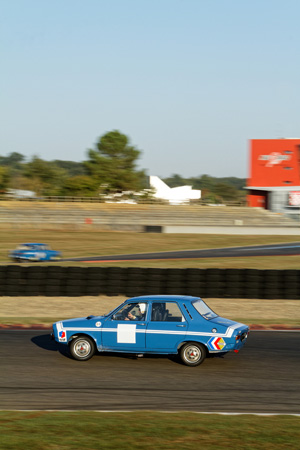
[9, 243, 62, 262]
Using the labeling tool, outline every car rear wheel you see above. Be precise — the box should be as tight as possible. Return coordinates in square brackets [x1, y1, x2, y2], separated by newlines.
[180, 342, 206, 366]
[70, 336, 95, 361]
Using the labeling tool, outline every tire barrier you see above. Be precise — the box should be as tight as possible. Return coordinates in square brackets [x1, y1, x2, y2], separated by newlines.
[1, 266, 300, 299]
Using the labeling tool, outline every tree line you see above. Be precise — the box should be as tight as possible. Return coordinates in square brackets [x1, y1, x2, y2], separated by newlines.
[164, 174, 246, 203]
[0, 130, 246, 203]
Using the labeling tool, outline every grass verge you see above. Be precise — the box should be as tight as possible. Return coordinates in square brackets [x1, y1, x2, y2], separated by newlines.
[2, 230, 300, 268]
[0, 411, 299, 450]
[0, 297, 299, 328]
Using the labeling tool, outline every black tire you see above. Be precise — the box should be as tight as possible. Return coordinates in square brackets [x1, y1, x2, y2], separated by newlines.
[69, 336, 95, 361]
[25, 286, 41, 296]
[44, 287, 63, 296]
[284, 289, 299, 299]
[85, 286, 101, 295]
[180, 342, 206, 367]
[46, 266, 66, 278]
[185, 287, 202, 296]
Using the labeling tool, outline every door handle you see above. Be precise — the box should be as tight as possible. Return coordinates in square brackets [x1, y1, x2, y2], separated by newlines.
[176, 324, 186, 327]
[139, 323, 146, 326]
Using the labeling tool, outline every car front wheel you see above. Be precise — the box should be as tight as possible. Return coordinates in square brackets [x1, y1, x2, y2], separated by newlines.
[180, 342, 206, 367]
[70, 336, 95, 361]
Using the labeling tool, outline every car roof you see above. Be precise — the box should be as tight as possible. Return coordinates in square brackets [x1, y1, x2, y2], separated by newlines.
[127, 295, 200, 303]
[21, 243, 47, 246]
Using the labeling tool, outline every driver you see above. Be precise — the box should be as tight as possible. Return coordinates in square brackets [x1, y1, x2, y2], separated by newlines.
[125, 303, 146, 321]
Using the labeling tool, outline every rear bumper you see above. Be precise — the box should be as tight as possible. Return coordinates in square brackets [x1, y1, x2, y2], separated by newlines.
[233, 330, 249, 350]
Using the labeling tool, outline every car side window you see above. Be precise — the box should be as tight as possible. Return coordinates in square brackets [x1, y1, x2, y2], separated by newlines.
[151, 302, 185, 322]
[112, 302, 147, 321]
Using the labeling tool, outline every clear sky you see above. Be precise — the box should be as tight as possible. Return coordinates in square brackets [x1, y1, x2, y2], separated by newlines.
[1, 0, 300, 178]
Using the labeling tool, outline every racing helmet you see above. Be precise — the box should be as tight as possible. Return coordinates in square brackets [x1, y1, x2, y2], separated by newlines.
[139, 303, 146, 313]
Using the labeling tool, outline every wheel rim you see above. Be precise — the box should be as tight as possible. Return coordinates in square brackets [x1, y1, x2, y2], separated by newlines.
[183, 345, 201, 363]
[74, 339, 91, 358]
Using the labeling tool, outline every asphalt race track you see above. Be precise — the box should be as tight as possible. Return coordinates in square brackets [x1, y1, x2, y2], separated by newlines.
[64, 242, 300, 263]
[1, 330, 299, 413]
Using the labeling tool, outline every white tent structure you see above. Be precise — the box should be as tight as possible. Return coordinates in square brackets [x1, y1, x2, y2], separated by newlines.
[149, 176, 201, 205]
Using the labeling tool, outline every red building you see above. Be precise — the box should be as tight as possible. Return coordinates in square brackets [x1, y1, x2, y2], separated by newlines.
[247, 139, 300, 211]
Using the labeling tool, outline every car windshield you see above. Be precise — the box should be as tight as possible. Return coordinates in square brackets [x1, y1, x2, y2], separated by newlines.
[112, 302, 147, 321]
[103, 302, 127, 318]
[192, 299, 218, 320]
[17, 245, 28, 250]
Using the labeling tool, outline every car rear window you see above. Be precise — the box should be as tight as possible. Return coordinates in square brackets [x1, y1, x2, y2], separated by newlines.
[192, 299, 218, 320]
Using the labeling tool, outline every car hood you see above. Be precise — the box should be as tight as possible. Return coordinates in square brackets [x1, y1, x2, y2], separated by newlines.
[57, 316, 105, 327]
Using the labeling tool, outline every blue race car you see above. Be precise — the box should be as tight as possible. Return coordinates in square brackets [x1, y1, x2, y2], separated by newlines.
[52, 295, 249, 366]
[9, 243, 62, 262]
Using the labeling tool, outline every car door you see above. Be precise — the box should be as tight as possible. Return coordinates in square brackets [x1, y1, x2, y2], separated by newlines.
[101, 302, 148, 352]
[146, 301, 188, 352]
